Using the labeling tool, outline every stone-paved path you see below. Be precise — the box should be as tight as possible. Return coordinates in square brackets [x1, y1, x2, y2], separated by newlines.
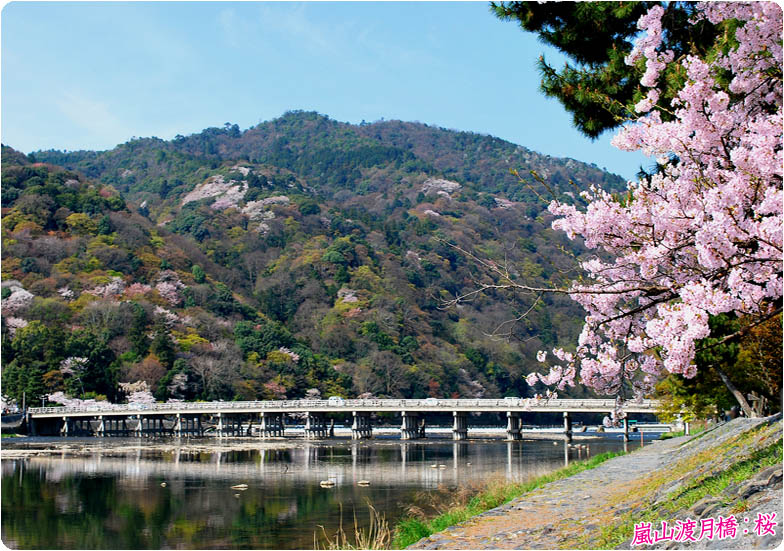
[410, 437, 683, 550]
[409, 417, 782, 550]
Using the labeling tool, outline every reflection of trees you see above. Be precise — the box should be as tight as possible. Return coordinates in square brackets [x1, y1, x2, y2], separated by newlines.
[1, 440, 628, 548]
[1, 463, 120, 548]
[1, 460, 384, 549]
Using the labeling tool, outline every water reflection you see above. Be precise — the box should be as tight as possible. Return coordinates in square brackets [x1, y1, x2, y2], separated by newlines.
[2, 438, 630, 549]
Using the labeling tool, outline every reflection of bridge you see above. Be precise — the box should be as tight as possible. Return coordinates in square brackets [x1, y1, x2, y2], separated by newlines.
[3, 440, 608, 489]
[27, 398, 660, 442]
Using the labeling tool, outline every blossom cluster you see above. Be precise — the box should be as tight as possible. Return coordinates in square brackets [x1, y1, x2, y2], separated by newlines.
[58, 287, 75, 300]
[4, 317, 28, 337]
[46, 391, 111, 409]
[242, 196, 290, 219]
[59, 357, 88, 376]
[263, 380, 287, 399]
[2, 285, 34, 315]
[421, 178, 461, 195]
[119, 381, 156, 405]
[181, 175, 247, 208]
[278, 347, 301, 363]
[155, 270, 185, 306]
[124, 282, 153, 298]
[528, 3, 782, 401]
[154, 305, 180, 327]
[85, 276, 126, 298]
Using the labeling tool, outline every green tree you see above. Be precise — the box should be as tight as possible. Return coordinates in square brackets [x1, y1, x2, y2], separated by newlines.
[491, 2, 718, 138]
[66, 330, 119, 401]
[127, 302, 150, 359]
[299, 199, 321, 216]
[656, 314, 782, 421]
[234, 320, 294, 359]
[2, 321, 67, 406]
[65, 212, 98, 236]
[97, 214, 113, 235]
[191, 264, 206, 284]
[150, 327, 176, 369]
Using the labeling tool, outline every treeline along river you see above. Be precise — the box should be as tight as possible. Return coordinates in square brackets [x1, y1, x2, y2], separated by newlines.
[0, 433, 656, 549]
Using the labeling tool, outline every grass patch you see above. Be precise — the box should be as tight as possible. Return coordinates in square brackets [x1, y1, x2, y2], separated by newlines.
[585, 438, 783, 549]
[316, 503, 391, 550]
[392, 449, 626, 549]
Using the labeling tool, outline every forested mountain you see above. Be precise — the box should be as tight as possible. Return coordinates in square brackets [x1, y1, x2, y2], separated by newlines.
[2, 111, 626, 408]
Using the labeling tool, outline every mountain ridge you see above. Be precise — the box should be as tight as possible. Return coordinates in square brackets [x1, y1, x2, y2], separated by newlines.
[2, 111, 622, 410]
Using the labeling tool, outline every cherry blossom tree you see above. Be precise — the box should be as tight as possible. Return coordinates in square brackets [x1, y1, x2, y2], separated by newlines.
[46, 391, 111, 409]
[155, 270, 185, 306]
[2, 285, 34, 315]
[455, 3, 782, 414]
[119, 381, 157, 405]
[60, 356, 88, 397]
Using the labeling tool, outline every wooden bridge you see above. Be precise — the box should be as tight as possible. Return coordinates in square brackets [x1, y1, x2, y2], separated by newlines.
[26, 397, 660, 442]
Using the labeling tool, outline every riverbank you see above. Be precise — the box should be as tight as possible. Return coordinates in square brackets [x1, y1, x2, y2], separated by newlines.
[404, 415, 782, 550]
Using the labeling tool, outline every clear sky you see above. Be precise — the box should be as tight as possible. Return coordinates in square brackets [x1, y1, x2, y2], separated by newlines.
[2, 1, 648, 179]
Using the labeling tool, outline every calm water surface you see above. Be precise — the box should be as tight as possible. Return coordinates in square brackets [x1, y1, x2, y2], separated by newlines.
[2, 435, 638, 549]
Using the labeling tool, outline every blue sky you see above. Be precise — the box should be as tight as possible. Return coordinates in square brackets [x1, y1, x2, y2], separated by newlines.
[2, 2, 648, 179]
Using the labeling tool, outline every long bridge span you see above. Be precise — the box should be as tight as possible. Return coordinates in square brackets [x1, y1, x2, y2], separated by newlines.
[27, 397, 661, 442]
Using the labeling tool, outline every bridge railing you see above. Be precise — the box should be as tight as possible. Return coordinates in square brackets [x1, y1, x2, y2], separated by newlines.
[28, 398, 659, 416]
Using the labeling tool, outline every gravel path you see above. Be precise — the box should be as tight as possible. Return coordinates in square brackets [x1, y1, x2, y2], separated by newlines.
[409, 416, 782, 550]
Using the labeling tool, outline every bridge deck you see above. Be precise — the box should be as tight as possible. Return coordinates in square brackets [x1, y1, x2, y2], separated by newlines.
[28, 398, 659, 419]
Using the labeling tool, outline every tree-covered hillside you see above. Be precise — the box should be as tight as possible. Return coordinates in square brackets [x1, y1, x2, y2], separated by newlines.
[3, 112, 626, 408]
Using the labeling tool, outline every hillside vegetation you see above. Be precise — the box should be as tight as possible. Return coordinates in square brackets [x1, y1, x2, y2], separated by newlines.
[2, 111, 626, 408]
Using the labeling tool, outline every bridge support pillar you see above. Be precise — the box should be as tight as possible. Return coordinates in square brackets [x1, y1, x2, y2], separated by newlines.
[97, 416, 105, 437]
[305, 412, 327, 439]
[260, 412, 284, 438]
[452, 411, 468, 441]
[563, 411, 573, 443]
[400, 411, 420, 440]
[108, 417, 122, 436]
[185, 415, 203, 437]
[60, 416, 69, 436]
[506, 412, 522, 441]
[623, 418, 630, 442]
[215, 413, 242, 437]
[351, 411, 372, 439]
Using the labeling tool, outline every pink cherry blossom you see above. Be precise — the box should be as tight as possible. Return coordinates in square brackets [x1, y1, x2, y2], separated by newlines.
[155, 270, 185, 306]
[3, 286, 34, 314]
[85, 276, 126, 298]
[532, 3, 782, 403]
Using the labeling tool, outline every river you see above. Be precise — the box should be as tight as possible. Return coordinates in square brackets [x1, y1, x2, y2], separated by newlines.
[1, 434, 647, 549]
